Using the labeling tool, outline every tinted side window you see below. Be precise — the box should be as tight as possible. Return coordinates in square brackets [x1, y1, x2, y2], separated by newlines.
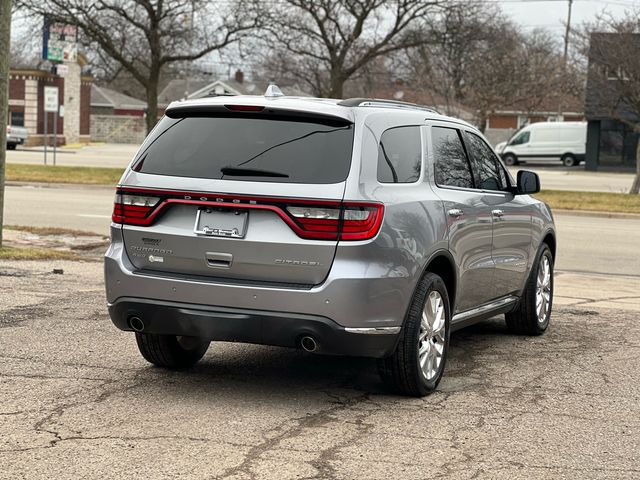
[464, 132, 507, 191]
[377, 126, 422, 183]
[432, 127, 474, 189]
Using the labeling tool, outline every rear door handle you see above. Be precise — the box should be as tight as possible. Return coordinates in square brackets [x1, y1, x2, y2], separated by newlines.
[448, 209, 463, 218]
[205, 252, 233, 268]
[492, 209, 504, 218]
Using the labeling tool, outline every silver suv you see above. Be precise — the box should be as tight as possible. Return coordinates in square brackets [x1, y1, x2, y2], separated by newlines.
[105, 90, 556, 396]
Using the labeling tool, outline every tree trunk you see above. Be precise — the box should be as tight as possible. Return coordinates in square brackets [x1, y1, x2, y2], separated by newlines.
[0, 0, 13, 248]
[630, 138, 640, 194]
[145, 77, 159, 134]
[328, 73, 345, 99]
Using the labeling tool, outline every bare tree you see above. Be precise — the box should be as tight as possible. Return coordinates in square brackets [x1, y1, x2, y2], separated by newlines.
[257, 0, 444, 98]
[397, 2, 572, 132]
[0, 0, 13, 247]
[19, 0, 259, 132]
[581, 12, 640, 194]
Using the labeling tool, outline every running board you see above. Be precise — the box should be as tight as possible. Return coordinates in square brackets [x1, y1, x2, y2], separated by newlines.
[451, 296, 519, 331]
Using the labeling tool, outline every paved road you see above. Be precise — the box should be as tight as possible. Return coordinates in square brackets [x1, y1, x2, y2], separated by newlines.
[7, 143, 139, 169]
[508, 165, 634, 193]
[0, 260, 639, 479]
[7, 143, 636, 192]
[4, 184, 114, 234]
[4, 184, 640, 277]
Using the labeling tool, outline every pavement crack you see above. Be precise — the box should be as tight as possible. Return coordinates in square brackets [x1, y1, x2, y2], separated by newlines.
[215, 392, 373, 480]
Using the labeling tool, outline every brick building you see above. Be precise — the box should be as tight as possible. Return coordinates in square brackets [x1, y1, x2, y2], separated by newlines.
[8, 65, 92, 146]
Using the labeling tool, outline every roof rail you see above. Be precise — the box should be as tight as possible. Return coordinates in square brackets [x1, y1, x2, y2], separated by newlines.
[338, 98, 439, 114]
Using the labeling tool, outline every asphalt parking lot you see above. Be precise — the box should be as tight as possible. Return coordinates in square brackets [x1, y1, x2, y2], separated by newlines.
[1, 259, 639, 479]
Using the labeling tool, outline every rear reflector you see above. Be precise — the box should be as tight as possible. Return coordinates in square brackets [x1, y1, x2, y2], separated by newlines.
[112, 188, 383, 241]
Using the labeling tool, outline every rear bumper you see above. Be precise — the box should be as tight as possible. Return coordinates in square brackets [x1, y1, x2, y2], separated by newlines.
[6, 136, 25, 144]
[108, 297, 399, 358]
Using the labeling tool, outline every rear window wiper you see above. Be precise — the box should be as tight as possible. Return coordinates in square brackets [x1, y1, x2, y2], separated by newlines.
[220, 166, 289, 178]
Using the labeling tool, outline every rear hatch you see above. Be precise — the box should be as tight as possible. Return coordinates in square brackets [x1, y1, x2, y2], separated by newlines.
[114, 108, 381, 287]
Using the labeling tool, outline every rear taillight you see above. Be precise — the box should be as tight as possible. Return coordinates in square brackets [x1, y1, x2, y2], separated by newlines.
[112, 188, 383, 241]
[112, 193, 161, 225]
[285, 204, 383, 240]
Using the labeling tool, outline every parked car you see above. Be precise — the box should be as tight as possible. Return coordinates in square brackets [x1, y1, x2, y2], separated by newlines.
[105, 90, 556, 396]
[6, 125, 28, 150]
[495, 121, 587, 167]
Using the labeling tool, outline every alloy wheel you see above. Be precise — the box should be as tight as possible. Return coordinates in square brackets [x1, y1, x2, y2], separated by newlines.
[418, 291, 446, 380]
[536, 255, 552, 323]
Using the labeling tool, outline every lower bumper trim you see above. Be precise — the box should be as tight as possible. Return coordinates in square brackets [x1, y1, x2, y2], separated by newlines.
[108, 297, 399, 358]
[344, 326, 401, 334]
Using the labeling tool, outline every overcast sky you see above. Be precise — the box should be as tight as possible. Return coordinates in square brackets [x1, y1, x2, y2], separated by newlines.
[499, 0, 637, 33]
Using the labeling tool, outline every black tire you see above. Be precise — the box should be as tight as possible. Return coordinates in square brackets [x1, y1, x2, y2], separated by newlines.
[503, 153, 519, 166]
[378, 272, 451, 397]
[562, 154, 577, 167]
[7, 143, 16, 150]
[135, 333, 210, 368]
[506, 244, 553, 335]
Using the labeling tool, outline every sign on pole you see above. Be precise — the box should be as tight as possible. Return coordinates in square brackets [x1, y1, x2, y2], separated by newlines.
[43, 86, 59, 166]
[44, 86, 58, 112]
[42, 17, 78, 63]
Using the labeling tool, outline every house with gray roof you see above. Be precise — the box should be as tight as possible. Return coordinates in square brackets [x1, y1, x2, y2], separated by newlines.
[158, 70, 311, 108]
[91, 84, 147, 116]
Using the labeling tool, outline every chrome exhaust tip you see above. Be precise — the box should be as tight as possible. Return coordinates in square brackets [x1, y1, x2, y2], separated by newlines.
[129, 316, 145, 332]
[300, 336, 317, 352]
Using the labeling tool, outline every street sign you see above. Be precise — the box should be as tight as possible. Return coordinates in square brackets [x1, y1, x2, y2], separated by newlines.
[55, 64, 69, 77]
[42, 17, 78, 63]
[44, 86, 59, 113]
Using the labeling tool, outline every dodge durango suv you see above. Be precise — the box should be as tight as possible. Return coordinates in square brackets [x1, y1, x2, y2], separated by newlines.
[105, 88, 556, 396]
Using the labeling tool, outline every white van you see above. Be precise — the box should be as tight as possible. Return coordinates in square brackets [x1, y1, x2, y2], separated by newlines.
[495, 121, 587, 167]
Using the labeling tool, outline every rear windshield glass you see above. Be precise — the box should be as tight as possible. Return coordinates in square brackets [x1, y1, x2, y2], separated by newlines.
[135, 115, 354, 184]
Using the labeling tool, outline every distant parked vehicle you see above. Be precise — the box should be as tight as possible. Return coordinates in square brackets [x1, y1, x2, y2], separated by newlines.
[495, 121, 587, 167]
[6, 125, 28, 150]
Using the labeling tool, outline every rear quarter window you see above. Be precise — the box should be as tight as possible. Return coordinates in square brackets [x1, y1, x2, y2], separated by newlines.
[377, 126, 422, 183]
[134, 115, 354, 184]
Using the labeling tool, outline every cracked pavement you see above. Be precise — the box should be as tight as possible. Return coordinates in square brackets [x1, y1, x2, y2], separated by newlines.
[1, 260, 639, 479]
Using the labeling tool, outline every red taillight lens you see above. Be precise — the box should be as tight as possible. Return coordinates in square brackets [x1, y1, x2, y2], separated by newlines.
[340, 204, 384, 240]
[112, 193, 161, 225]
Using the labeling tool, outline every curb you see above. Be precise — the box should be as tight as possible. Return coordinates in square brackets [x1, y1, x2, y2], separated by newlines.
[554, 209, 640, 220]
[6, 181, 114, 190]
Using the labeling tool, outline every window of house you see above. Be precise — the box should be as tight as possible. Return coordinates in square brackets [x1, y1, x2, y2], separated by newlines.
[432, 126, 474, 189]
[377, 126, 422, 183]
[10, 111, 24, 127]
[463, 132, 508, 191]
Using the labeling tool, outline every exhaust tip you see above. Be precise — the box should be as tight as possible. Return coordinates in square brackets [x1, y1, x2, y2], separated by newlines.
[300, 336, 317, 353]
[129, 316, 145, 332]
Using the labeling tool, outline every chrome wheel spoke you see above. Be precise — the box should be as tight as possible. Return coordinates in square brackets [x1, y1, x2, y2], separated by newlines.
[535, 256, 552, 323]
[419, 290, 447, 381]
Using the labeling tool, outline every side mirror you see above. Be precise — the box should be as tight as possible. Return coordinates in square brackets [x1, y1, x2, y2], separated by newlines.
[516, 170, 540, 194]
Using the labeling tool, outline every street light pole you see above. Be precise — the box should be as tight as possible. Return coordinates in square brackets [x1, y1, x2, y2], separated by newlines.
[559, 0, 574, 118]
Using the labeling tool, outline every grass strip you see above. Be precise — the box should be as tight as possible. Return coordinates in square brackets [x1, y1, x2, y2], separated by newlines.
[6, 163, 124, 185]
[536, 190, 640, 215]
[5, 225, 106, 237]
[0, 246, 80, 261]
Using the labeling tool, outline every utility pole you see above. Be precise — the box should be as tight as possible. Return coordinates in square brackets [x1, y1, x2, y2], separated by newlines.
[0, 0, 13, 248]
[559, 0, 574, 118]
